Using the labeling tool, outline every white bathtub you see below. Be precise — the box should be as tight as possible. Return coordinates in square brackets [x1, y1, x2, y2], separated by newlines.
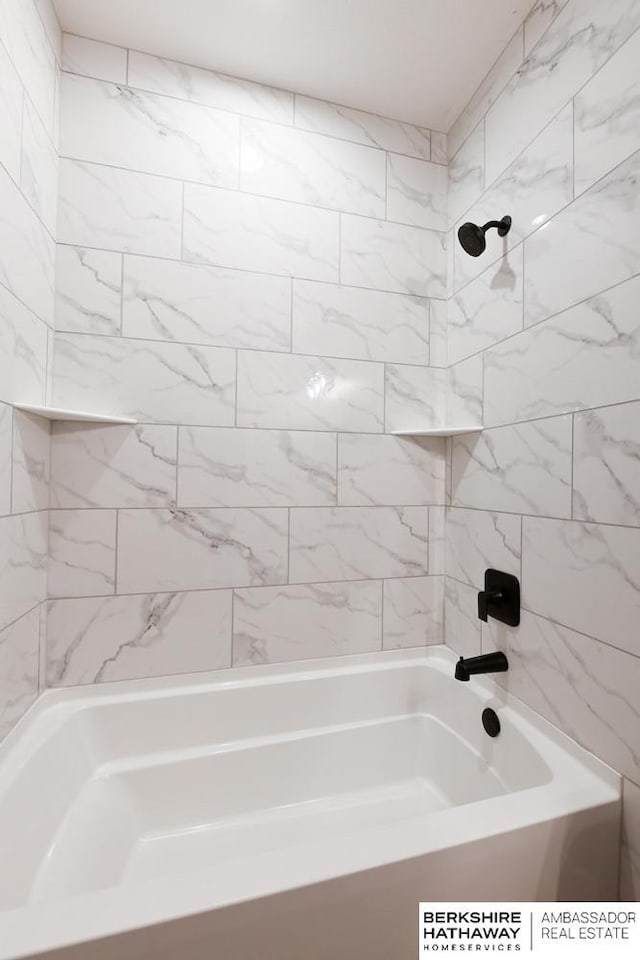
[0, 647, 621, 960]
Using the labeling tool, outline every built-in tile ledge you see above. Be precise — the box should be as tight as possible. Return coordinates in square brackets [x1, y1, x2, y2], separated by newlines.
[391, 425, 483, 437]
[11, 404, 137, 424]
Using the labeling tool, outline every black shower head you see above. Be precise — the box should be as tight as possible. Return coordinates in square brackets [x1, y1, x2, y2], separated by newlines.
[458, 215, 512, 257]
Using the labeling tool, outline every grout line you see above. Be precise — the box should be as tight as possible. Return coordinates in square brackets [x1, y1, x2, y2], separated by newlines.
[113, 509, 120, 593]
[570, 412, 575, 520]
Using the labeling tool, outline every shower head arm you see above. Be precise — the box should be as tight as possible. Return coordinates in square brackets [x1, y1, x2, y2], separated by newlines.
[481, 216, 512, 238]
[481, 220, 504, 232]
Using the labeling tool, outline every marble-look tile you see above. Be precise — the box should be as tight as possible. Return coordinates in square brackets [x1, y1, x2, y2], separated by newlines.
[524, 1, 569, 56]
[428, 300, 448, 368]
[524, 149, 640, 327]
[522, 516, 640, 656]
[241, 118, 385, 217]
[289, 506, 428, 583]
[444, 577, 481, 658]
[337, 433, 444, 506]
[621, 778, 640, 901]
[383, 576, 443, 648]
[11, 411, 50, 513]
[448, 122, 484, 227]
[237, 351, 384, 433]
[20, 97, 57, 235]
[0, 38, 23, 184]
[55, 245, 122, 336]
[58, 159, 183, 259]
[128, 50, 293, 124]
[574, 402, 640, 527]
[0, 0, 56, 136]
[117, 508, 288, 593]
[446, 355, 483, 426]
[183, 184, 339, 282]
[294, 95, 431, 160]
[0, 164, 54, 325]
[123, 255, 291, 351]
[340, 214, 446, 298]
[0, 607, 39, 741]
[574, 27, 640, 195]
[233, 581, 381, 666]
[384, 364, 444, 432]
[50, 423, 177, 509]
[430, 132, 448, 166]
[53, 333, 235, 426]
[46, 590, 232, 686]
[60, 74, 240, 189]
[0, 512, 48, 632]
[452, 416, 572, 517]
[0, 285, 48, 405]
[34, 0, 61, 63]
[448, 246, 523, 364]
[446, 507, 521, 588]
[386, 155, 447, 231]
[61, 35, 127, 83]
[178, 427, 336, 507]
[484, 275, 640, 427]
[292, 280, 428, 365]
[0, 404, 11, 516]
[48, 509, 116, 598]
[448, 28, 523, 160]
[428, 505, 446, 575]
[485, 0, 640, 185]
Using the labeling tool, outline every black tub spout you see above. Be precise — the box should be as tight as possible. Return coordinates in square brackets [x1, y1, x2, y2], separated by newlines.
[455, 651, 509, 682]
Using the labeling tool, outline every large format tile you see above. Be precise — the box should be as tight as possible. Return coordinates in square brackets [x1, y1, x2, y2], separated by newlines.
[337, 434, 444, 506]
[446, 355, 483, 426]
[60, 73, 240, 188]
[117, 508, 288, 593]
[523, 1, 570, 56]
[241, 118, 385, 217]
[444, 577, 481, 658]
[289, 506, 428, 583]
[448, 122, 484, 226]
[384, 364, 444, 432]
[446, 507, 521, 588]
[383, 576, 443, 648]
[48, 509, 117, 598]
[522, 516, 640, 656]
[0, 286, 48, 405]
[55, 245, 122, 335]
[573, 402, 640, 527]
[11, 411, 50, 513]
[50, 423, 177, 508]
[183, 184, 339, 281]
[52, 334, 235, 426]
[0, 607, 39, 741]
[58, 159, 183, 258]
[46, 590, 233, 686]
[123, 255, 291, 351]
[621, 778, 640, 901]
[61, 35, 127, 83]
[451, 417, 572, 517]
[178, 427, 336, 507]
[0, 512, 47, 632]
[386, 154, 447, 231]
[0, 404, 11, 516]
[0, 0, 56, 136]
[20, 97, 58, 235]
[232, 581, 382, 666]
[0, 38, 23, 184]
[237, 351, 384, 432]
[292, 280, 428, 365]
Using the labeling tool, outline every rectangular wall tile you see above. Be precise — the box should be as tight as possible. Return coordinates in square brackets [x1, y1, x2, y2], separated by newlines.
[241, 118, 385, 217]
[429, 505, 446, 574]
[337, 433, 444, 506]
[183, 184, 339, 281]
[446, 355, 483, 426]
[48, 509, 116, 597]
[573, 402, 640, 527]
[52, 333, 235, 426]
[1, 0, 56, 136]
[123, 255, 291, 351]
[117, 508, 288, 593]
[0, 512, 47, 632]
[523, 1, 569, 56]
[340, 214, 446, 297]
[11, 411, 50, 513]
[0, 39, 23, 183]
[55, 245, 122, 335]
[233, 581, 381, 665]
[50, 423, 177, 508]
[0, 607, 39, 741]
[452, 417, 572, 516]
[429, 300, 448, 368]
[444, 577, 481, 658]
[58, 158, 183, 258]
[60, 73, 240, 188]
[446, 507, 521, 587]
[62, 35, 127, 83]
[384, 364, 444, 432]
[386, 154, 447, 230]
[448, 122, 484, 226]
[431, 132, 447, 166]
[383, 576, 442, 648]
[20, 97, 57, 235]
[0, 403, 12, 516]
[621, 778, 640, 901]
[237, 351, 384, 432]
[522, 516, 640, 656]
[289, 506, 428, 583]
[46, 590, 232, 686]
[178, 427, 336, 507]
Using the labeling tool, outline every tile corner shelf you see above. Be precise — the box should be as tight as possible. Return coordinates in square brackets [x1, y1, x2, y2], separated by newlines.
[391, 425, 484, 438]
[12, 404, 138, 425]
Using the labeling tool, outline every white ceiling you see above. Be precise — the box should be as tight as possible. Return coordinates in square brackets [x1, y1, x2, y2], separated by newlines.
[52, 0, 533, 131]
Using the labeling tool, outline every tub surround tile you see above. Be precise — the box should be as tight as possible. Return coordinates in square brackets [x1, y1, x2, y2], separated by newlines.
[237, 351, 384, 433]
[444, 577, 481, 658]
[62, 35, 127, 84]
[428, 505, 446, 575]
[46, 590, 233, 686]
[0, 404, 12, 517]
[0, 607, 40, 742]
[11, 412, 50, 514]
[0, 0, 56, 137]
[446, 507, 521, 588]
[20, 97, 58, 235]
[50, 423, 177, 509]
[386, 154, 447, 231]
[573, 402, 640, 527]
[621, 778, 640, 901]
[384, 364, 444, 433]
[52, 334, 236, 426]
[428, 300, 448, 368]
[48, 510, 117, 598]
[446, 355, 483, 426]
[117, 508, 289, 593]
[55, 246, 122, 336]
[523, 1, 569, 56]
[430, 133, 447, 166]
[178, 427, 336, 508]
[337, 434, 444, 506]
[0, 39, 23, 184]
[123, 256, 291, 351]
[0, 513, 48, 633]
[383, 576, 443, 648]
[232, 581, 381, 666]
[447, 122, 484, 228]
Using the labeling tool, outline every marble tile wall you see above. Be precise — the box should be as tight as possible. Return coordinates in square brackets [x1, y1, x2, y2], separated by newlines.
[47, 34, 449, 692]
[445, 0, 640, 898]
[0, 0, 59, 742]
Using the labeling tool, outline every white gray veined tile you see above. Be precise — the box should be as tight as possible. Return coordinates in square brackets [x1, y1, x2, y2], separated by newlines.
[573, 402, 640, 527]
[34, 0, 62, 63]
[11, 411, 50, 513]
[0, 607, 39, 741]
[0, 512, 48, 632]
[0, 404, 11, 517]
[55, 245, 122, 335]
[48, 509, 117, 598]
[0, 0, 56, 136]
[446, 355, 483, 426]
[232, 581, 382, 666]
[428, 300, 448, 368]
[116, 508, 289, 593]
[621, 779, 640, 901]
[289, 506, 429, 583]
[237, 351, 384, 433]
[178, 427, 336, 507]
[444, 577, 481, 658]
[52, 333, 236, 426]
[20, 97, 58, 235]
[0, 285, 48, 405]
[337, 433, 444, 506]
[446, 507, 521, 588]
[384, 364, 444, 432]
[428, 505, 446, 575]
[383, 576, 443, 648]
[523, 1, 570, 56]
[386, 154, 447, 231]
[46, 590, 233, 686]
[430, 133, 448, 166]
[0, 39, 22, 184]
[123, 255, 291, 351]
[62, 35, 127, 83]
[448, 122, 484, 227]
